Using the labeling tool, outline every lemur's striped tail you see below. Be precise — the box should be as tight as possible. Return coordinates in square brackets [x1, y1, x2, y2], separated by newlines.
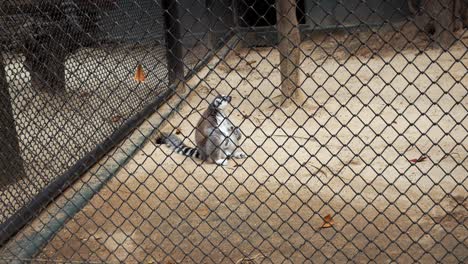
[156, 133, 202, 159]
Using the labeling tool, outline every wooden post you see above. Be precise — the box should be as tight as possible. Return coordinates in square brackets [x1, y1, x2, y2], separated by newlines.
[162, 0, 184, 91]
[0, 55, 26, 187]
[276, 0, 304, 107]
[206, 0, 216, 50]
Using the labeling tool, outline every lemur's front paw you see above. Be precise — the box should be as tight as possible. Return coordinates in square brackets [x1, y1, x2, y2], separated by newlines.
[233, 151, 247, 159]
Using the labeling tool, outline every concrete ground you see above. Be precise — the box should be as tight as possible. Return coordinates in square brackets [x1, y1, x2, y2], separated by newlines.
[37, 26, 467, 263]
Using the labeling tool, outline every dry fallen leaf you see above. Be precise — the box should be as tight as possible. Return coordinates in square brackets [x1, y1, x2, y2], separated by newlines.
[80, 91, 91, 97]
[111, 115, 122, 123]
[236, 253, 265, 264]
[322, 214, 334, 228]
[134, 64, 145, 82]
[409, 156, 427, 163]
[348, 159, 361, 166]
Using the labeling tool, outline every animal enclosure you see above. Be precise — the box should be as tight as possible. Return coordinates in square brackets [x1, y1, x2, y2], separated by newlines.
[1, 0, 467, 263]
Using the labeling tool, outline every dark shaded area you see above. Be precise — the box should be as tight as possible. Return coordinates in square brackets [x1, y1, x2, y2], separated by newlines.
[408, 0, 468, 49]
[0, 56, 25, 187]
[238, 0, 306, 27]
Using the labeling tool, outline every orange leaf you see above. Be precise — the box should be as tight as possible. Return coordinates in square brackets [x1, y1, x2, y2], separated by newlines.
[111, 115, 122, 123]
[409, 156, 427, 163]
[134, 64, 145, 82]
[322, 214, 334, 228]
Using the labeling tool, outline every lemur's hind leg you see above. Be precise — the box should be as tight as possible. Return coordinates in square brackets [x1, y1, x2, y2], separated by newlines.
[212, 145, 230, 166]
[213, 150, 229, 166]
[204, 134, 229, 166]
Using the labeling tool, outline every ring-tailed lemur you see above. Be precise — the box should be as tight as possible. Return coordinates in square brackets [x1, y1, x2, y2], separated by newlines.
[156, 95, 247, 166]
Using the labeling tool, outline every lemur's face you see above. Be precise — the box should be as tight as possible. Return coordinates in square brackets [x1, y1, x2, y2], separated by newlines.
[212, 95, 231, 110]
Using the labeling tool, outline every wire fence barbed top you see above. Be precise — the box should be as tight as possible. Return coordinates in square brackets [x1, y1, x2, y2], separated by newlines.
[0, 0, 467, 263]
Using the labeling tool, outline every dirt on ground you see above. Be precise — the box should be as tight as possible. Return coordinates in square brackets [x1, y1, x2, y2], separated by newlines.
[38, 25, 467, 263]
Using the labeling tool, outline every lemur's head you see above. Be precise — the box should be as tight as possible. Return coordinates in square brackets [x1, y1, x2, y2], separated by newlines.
[211, 95, 231, 110]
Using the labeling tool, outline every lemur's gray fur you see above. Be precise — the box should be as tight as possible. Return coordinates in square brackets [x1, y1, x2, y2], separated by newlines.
[156, 95, 246, 166]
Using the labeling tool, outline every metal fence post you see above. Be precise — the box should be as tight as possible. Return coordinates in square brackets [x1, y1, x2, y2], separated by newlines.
[0, 54, 25, 187]
[162, 0, 184, 90]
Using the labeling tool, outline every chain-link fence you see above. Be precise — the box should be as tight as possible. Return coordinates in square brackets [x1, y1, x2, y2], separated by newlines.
[1, 0, 467, 263]
[0, 0, 230, 247]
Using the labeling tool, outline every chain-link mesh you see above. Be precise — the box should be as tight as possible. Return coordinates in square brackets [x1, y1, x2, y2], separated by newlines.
[1, 0, 467, 263]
